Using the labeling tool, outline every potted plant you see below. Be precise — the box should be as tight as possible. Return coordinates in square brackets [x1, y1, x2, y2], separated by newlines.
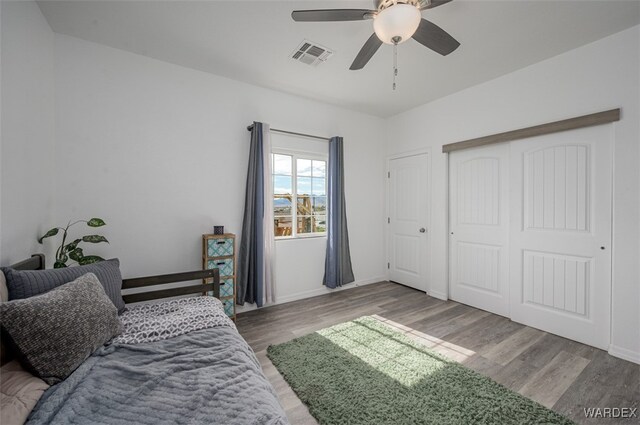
[38, 218, 109, 268]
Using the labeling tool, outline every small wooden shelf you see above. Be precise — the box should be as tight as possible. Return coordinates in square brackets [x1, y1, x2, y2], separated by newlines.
[203, 233, 236, 321]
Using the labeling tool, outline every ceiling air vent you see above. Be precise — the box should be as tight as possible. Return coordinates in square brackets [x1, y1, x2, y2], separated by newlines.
[291, 40, 334, 67]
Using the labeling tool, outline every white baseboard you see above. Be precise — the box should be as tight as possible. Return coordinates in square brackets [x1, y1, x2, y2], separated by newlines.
[276, 276, 386, 304]
[608, 344, 640, 364]
[236, 276, 387, 314]
[427, 289, 448, 301]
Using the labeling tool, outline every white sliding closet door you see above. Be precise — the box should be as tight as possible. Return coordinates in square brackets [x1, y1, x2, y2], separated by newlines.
[509, 126, 612, 349]
[449, 144, 510, 317]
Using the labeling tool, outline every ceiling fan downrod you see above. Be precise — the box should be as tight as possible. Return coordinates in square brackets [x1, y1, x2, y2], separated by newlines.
[393, 37, 399, 91]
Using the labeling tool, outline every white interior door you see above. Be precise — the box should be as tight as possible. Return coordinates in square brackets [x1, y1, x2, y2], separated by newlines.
[509, 126, 612, 349]
[388, 154, 429, 292]
[449, 144, 510, 317]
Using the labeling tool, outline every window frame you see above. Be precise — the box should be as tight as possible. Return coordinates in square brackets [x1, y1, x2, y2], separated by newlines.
[271, 147, 328, 240]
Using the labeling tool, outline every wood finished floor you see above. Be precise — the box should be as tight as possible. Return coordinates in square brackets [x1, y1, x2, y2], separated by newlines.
[236, 282, 639, 425]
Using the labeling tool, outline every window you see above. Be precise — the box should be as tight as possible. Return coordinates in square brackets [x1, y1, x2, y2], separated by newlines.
[272, 152, 327, 238]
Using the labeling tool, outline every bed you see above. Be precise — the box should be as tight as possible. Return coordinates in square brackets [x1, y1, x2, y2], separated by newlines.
[0, 255, 289, 425]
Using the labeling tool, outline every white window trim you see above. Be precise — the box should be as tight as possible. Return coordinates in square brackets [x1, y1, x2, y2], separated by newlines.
[272, 147, 328, 240]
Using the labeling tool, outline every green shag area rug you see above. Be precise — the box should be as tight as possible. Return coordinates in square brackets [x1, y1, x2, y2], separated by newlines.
[267, 316, 574, 425]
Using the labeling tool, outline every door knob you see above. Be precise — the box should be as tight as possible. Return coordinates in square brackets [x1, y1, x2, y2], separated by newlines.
[419, 228, 426, 233]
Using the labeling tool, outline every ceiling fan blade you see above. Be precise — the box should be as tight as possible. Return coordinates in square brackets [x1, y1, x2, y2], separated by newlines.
[420, 0, 454, 10]
[291, 9, 375, 22]
[411, 18, 460, 56]
[350, 34, 383, 70]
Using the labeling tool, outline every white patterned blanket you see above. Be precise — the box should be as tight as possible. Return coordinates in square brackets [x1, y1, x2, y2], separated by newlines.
[111, 296, 235, 345]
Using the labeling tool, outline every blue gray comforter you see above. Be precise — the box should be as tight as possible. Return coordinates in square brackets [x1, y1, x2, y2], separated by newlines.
[27, 326, 289, 425]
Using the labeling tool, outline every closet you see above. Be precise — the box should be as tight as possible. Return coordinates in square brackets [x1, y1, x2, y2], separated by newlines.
[448, 121, 613, 349]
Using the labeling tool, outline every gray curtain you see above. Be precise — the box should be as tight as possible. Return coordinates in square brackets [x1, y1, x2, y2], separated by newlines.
[323, 136, 355, 288]
[237, 122, 265, 307]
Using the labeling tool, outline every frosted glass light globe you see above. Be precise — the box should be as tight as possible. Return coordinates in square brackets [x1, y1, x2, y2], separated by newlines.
[373, 4, 421, 45]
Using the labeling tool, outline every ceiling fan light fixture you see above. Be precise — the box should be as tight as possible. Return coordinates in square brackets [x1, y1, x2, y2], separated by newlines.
[373, 3, 421, 45]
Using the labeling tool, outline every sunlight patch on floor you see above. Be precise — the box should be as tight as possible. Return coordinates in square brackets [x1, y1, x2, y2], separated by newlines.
[370, 315, 477, 363]
[316, 317, 449, 387]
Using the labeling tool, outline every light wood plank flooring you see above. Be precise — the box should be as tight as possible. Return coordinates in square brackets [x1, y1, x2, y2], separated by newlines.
[236, 282, 639, 425]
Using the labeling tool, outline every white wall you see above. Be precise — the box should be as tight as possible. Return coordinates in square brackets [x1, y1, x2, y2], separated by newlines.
[0, 1, 56, 265]
[51, 34, 387, 309]
[385, 26, 640, 362]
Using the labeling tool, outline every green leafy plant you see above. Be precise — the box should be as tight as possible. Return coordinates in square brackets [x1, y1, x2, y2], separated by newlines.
[38, 218, 109, 268]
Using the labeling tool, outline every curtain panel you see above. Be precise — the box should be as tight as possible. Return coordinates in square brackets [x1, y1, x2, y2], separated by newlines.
[237, 122, 275, 307]
[323, 136, 355, 288]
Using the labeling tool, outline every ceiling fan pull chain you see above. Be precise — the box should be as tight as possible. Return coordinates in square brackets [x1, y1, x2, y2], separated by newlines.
[393, 42, 398, 91]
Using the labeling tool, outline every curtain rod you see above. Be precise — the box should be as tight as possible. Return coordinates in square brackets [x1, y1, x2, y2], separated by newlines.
[246, 124, 330, 142]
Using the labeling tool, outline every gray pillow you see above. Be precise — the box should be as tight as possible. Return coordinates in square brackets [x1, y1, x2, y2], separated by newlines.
[0, 273, 122, 385]
[1, 258, 125, 314]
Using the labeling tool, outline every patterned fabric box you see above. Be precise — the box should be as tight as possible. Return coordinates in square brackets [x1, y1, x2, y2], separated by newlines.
[222, 298, 235, 317]
[207, 238, 234, 258]
[219, 278, 234, 298]
[207, 258, 234, 277]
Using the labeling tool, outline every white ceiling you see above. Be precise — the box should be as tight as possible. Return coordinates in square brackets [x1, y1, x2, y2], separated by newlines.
[37, 0, 640, 117]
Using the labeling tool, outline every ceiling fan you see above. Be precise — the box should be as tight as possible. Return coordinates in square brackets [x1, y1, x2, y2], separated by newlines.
[291, 0, 460, 71]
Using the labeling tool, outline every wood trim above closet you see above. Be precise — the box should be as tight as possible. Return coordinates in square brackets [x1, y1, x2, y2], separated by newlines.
[442, 108, 621, 153]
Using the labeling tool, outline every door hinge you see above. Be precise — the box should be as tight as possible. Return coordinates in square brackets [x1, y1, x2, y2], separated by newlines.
[387, 217, 390, 224]
[387, 262, 390, 269]
[387, 171, 390, 178]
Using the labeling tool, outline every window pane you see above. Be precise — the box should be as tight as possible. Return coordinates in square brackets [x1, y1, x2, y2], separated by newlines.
[297, 159, 312, 177]
[296, 196, 312, 215]
[274, 195, 291, 216]
[312, 160, 326, 178]
[313, 196, 326, 214]
[314, 215, 327, 233]
[312, 177, 326, 196]
[273, 175, 292, 195]
[297, 216, 313, 234]
[297, 176, 312, 195]
[273, 154, 292, 175]
[274, 216, 292, 237]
